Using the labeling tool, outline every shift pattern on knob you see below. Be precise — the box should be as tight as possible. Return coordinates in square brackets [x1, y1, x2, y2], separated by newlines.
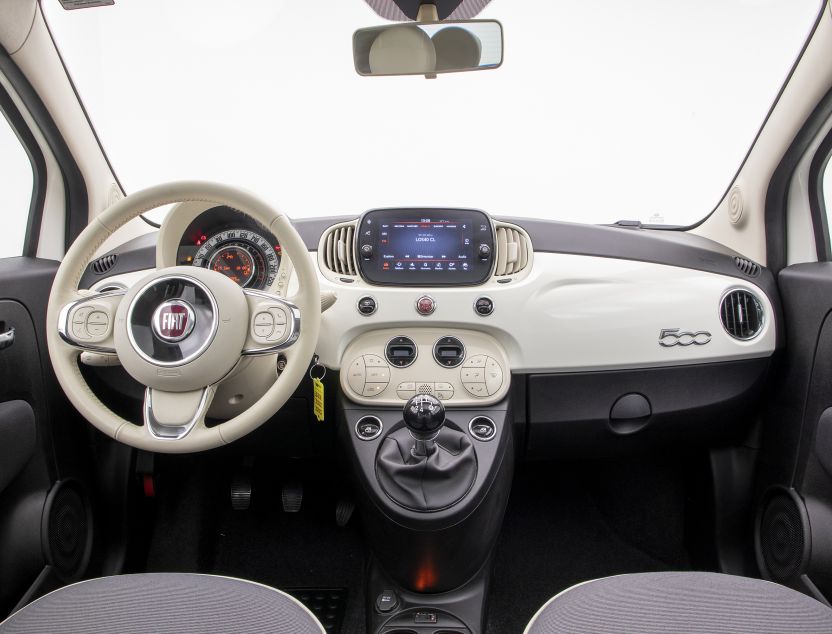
[403, 394, 445, 438]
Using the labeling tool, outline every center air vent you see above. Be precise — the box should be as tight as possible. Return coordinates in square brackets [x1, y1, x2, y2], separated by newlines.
[494, 224, 532, 277]
[720, 289, 764, 340]
[433, 336, 465, 368]
[386, 336, 417, 368]
[320, 222, 357, 277]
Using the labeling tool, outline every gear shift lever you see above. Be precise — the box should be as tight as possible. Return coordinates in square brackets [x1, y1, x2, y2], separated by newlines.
[403, 394, 445, 457]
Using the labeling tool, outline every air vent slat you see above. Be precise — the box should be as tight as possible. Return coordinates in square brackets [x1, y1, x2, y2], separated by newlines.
[320, 222, 358, 277]
[91, 254, 118, 275]
[720, 289, 763, 340]
[733, 256, 761, 277]
[493, 224, 533, 277]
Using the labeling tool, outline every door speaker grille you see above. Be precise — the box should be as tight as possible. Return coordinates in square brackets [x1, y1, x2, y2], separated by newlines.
[756, 487, 809, 583]
[42, 479, 93, 581]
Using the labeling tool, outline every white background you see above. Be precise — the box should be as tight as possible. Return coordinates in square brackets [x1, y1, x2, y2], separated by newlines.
[1, 0, 824, 247]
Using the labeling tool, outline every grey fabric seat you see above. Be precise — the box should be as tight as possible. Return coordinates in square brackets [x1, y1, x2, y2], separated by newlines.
[0, 573, 324, 634]
[525, 571, 832, 633]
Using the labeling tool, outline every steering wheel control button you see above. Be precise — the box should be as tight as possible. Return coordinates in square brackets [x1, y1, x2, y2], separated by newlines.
[475, 296, 494, 316]
[152, 299, 196, 343]
[433, 336, 466, 368]
[355, 416, 383, 441]
[375, 590, 398, 613]
[469, 416, 497, 441]
[357, 296, 377, 316]
[86, 311, 110, 339]
[415, 295, 436, 316]
[253, 311, 275, 339]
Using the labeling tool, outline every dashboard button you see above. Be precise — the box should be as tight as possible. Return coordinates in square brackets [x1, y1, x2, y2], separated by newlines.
[474, 297, 494, 316]
[415, 296, 436, 316]
[363, 354, 387, 367]
[357, 296, 377, 316]
[478, 244, 492, 260]
[365, 366, 390, 383]
[435, 389, 454, 400]
[485, 357, 504, 395]
[347, 357, 366, 394]
[360, 244, 374, 259]
[396, 381, 416, 400]
[362, 383, 386, 397]
[462, 354, 487, 368]
[461, 368, 485, 383]
[463, 382, 488, 397]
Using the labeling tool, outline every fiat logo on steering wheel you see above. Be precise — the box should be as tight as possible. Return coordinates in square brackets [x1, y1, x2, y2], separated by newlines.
[152, 300, 196, 343]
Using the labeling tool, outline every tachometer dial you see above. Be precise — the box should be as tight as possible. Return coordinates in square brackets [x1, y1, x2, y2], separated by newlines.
[192, 229, 280, 289]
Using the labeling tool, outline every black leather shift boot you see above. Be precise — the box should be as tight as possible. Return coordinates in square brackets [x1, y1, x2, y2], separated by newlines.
[375, 426, 477, 512]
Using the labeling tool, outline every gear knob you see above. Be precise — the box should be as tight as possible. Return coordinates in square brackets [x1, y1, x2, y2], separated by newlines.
[403, 394, 445, 440]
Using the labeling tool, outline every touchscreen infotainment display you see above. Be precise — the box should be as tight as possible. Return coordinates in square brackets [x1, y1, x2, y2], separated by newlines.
[357, 208, 494, 286]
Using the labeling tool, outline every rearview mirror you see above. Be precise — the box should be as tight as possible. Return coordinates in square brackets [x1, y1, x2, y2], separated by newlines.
[353, 20, 503, 77]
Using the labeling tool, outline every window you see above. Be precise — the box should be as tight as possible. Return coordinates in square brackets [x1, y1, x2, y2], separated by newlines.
[0, 107, 34, 258]
[825, 155, 832, 251]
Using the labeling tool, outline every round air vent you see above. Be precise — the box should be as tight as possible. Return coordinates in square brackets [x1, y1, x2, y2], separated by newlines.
[433, 336, 465, 368]
[720, 289, 764, 340]
[385, 336, 417, 368]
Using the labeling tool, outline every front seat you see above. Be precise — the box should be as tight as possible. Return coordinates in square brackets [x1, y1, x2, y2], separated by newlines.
[0, 573, 325, 634]
[525, 571, 832, 633]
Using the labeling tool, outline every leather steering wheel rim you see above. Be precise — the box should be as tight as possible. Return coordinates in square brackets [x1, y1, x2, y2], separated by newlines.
[46, 181, 321, 453]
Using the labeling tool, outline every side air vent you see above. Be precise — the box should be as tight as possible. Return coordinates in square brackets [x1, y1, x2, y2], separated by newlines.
[91, 254, 118, 275]
[720, 289, 764, 340]
[734, 256, 761, 277]
[320, 223, 357, 277]
[494, 224, 532, 276]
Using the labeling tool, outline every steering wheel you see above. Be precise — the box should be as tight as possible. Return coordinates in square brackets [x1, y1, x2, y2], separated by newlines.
[46, 182, 321, 453]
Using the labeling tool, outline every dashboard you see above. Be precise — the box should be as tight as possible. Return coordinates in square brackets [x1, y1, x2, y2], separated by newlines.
[80, 202, 779, 451]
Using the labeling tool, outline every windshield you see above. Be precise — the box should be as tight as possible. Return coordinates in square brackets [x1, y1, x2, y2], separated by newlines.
[44, 0, 821, 226]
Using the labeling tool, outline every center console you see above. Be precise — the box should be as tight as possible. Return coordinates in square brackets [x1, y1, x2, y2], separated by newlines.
[338, 327, 513, 633]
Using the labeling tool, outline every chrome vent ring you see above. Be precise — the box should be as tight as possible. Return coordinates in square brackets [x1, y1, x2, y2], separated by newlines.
[720, 289, 764, 340]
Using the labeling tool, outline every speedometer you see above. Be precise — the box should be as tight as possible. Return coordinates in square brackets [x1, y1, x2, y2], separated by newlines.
[192, 229, 280, 289]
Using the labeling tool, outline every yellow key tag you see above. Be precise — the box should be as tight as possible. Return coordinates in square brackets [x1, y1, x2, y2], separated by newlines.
[312, 378, 325, 422]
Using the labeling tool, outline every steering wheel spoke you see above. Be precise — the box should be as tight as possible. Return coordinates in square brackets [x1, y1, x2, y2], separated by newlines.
[242, 288, 301, 355]
[144, 386, 214, 440]
[57, 288, 125, 354]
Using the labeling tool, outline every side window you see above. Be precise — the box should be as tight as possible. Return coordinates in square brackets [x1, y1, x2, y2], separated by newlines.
[0, 110, 34, 258]
[825, 157, 832, 247]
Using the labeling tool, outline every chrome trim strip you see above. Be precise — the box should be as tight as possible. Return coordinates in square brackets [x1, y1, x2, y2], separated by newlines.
[144, 386, 212, 440]
[468, 415, 497, 442]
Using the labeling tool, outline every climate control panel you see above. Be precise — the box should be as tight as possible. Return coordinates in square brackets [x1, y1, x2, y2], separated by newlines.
[339, 328, 510, 407]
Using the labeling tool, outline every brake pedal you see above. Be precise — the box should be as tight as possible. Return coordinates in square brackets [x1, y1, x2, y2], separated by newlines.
[282, 481, 303, 513]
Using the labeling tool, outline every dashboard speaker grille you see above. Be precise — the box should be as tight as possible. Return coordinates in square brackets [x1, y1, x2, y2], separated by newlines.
[734, 256, 761, 277]
[720, 289, 763, 340]
[494, 224, 532, 276]
[321, 223, 357, 277]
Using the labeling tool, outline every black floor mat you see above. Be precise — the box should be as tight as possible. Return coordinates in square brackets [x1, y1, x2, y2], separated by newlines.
[485, 458, 699, 634]
[141, 456, 366, 634]
[286, 588, 348, 633]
